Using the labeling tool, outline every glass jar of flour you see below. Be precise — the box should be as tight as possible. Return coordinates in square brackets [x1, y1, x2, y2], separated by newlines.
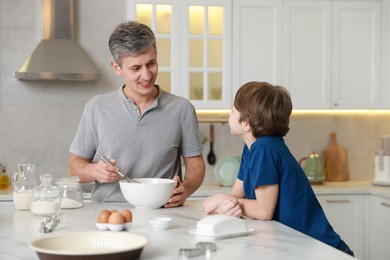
[31, 174, 61, 217]
[55, 176, 83, 209]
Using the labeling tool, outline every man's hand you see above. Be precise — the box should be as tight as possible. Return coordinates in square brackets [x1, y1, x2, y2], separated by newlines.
[164, 176, 188, 208]
[69, 154, 120, 183]
[94, 158, 121, 183]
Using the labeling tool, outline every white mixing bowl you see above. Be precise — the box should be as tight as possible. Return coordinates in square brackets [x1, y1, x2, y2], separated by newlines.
[119, 178, 177, 209]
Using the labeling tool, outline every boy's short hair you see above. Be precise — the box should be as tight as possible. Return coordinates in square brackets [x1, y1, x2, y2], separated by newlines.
[234, 81, 292, 137]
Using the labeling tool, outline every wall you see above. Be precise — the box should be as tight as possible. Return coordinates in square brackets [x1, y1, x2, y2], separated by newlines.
[0, 0, 125, 176]
[1, 0, 389, 185]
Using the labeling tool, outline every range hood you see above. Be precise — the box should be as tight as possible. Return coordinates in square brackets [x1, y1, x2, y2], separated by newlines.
[14, 0, 99, 81]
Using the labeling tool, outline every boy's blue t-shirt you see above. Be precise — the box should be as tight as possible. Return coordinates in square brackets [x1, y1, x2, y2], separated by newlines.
[237, 135, 341, 248]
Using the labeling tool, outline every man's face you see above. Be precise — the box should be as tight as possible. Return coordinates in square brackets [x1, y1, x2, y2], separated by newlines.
[111, 46, 158, 97]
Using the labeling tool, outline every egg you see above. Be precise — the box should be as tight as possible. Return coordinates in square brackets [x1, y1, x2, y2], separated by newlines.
[97, 210, 111, 223]
[108, 211, 125, 225]
[121, 209, 133, 223]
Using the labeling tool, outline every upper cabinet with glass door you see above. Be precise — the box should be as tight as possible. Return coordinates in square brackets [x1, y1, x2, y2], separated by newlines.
[127, 0, 232, 109]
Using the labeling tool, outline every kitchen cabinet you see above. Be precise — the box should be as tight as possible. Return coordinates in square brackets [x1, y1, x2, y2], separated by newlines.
[316, 194, 367, 259]
[331, 1, 381, 109]
[232, 0, 283, 97]
[128, 0, 385, 109]
[282, 0, 332, 109]
[370, 195, 390, 260]
[233, 0, 382, 109]
[126, 0, 233, 109]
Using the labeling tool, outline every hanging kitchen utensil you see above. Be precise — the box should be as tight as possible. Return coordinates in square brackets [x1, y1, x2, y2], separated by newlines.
[323, 132, 349, 181]
[207, 124, 216, 165]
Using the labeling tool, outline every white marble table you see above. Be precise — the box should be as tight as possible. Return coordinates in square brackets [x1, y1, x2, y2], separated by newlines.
[0, 200, 355, 260]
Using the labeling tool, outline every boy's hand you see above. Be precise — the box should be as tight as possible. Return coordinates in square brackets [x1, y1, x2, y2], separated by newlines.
[216, 199, 243, 217]
[203, 193, 238, 215]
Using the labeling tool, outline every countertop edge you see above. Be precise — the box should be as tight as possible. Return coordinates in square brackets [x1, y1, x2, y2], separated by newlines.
[191, 180, 390, 199]
[1, 180, 389, 202]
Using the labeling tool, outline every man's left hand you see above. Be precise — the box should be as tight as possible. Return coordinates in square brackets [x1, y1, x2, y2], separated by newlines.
[164, 176, 188, 208]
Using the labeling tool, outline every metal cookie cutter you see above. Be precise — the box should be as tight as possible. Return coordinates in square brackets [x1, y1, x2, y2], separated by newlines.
[40, 214, 61, 233]
[178, 242, 217, 259]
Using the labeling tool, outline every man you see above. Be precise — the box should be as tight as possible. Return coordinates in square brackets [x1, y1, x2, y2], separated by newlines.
[68, 21, 205, 206]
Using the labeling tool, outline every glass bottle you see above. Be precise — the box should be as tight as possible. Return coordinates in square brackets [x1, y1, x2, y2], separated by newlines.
[0, 164, 9, 190]
[12, 163, 37, 210]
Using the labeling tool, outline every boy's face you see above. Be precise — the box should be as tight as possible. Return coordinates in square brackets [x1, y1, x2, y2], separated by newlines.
[228, 106, 248, 137]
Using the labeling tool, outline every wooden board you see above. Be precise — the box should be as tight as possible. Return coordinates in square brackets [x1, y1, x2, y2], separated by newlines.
[323, 132, 349, 181]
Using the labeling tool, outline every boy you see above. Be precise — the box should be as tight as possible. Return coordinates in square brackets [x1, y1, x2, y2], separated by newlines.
[203, 82, 354, 256]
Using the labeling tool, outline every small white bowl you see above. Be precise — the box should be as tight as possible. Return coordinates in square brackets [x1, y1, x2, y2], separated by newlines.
[96, 222, 131, 231]
[96, 223, 108, 231]
[108, 224, 125, 232]
[149, 217, 172, 230]
[124, 222, 132, 230]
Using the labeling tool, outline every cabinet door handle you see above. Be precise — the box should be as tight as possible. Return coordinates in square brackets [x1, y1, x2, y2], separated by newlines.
[325, 199, 350, 203]
[381, 202, 390, 208]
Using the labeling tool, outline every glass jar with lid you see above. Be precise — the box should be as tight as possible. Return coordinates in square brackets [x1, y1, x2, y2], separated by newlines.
[55, 176, 83, 209]
[31, 174, 61, 216]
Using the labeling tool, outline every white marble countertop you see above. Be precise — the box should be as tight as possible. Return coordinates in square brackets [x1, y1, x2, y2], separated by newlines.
[0, 200, 355, 260]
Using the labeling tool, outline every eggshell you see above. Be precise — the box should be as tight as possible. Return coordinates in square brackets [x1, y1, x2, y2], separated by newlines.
[121, 209, 133, 223]
[108, 211, 125, 225]
[97, 210, 111, 223]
